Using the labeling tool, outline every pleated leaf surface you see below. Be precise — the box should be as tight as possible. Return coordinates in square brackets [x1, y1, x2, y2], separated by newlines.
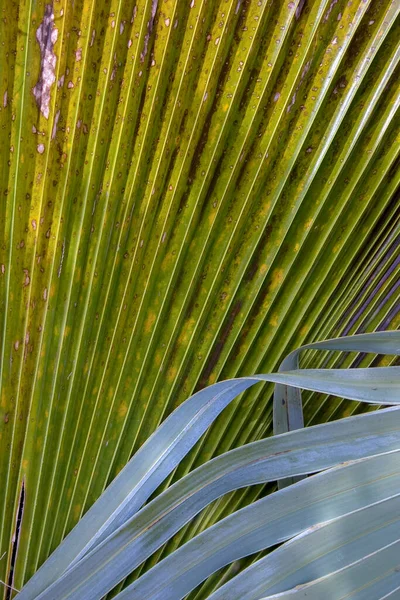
[0, 0, 399, 595]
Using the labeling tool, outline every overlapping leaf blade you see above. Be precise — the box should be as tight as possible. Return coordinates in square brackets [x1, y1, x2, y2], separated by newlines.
[113, 451, 400, 600]
[25, 404, 400, 600]
[274, 331, 400, 437]
[0, 0, 399, 597]
[259, 540, 400, 600]
[207, 495, 400, 600]
[18, 359, 400, 600]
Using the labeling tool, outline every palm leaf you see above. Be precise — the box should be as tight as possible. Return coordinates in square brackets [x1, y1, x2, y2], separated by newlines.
[115, 451, 400, 600]
[14, 342, 400, 599]
[206, 494, 400, 600]
[0, 0, 399, 596]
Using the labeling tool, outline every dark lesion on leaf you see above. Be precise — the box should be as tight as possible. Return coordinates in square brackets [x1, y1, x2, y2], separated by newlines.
[196, 300, 243, 390]
[5, 480, 25, 600]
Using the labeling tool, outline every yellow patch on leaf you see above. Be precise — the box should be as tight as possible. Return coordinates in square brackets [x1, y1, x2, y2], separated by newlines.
[118, 402, 128, 418]
[300, 324, 309, 336]
[270, 268, 284, 291]
[269, 314, 279, 327]
[167, 366, 178, 382]
[144, 311, 156, 333]
[304, 219, 313, 230]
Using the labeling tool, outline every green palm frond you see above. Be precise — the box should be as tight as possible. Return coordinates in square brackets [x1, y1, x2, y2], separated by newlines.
[14, 331, 400, 600]
[0, 0, 399, 597]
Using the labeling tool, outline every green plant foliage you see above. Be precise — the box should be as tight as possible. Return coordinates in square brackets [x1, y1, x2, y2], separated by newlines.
[0, 0, 399, 596]
[13, 331, 400, 599]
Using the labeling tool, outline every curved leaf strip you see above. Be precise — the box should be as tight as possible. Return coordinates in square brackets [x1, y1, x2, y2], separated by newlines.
[30, 407, 400, 600]
[259, 539, 400, 600]
[270, 367, 400, 403]
[112, 450, 400, 600]
[17, 379, 254, 599]
[207, 495, 400, 600]
[18, 359, 400, 599]
[274, 330, 400, 436]
[273, 331, 400, 487]
[380, 586, 400, 599]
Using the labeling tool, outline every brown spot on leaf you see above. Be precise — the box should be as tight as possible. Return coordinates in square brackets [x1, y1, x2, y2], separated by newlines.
[196, 301, 243, 389]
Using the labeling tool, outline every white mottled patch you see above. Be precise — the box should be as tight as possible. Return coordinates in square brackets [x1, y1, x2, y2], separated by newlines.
[32, 4, 58, 119]
[141, 0, 158, 62]
[37, 143, 45, 154]
[58, 239, 65, 278]
[51, 109, 60, 140]
[23, 269, 30, 287]
[111, 54, 117, 81]
[3, 90, 7, 108]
